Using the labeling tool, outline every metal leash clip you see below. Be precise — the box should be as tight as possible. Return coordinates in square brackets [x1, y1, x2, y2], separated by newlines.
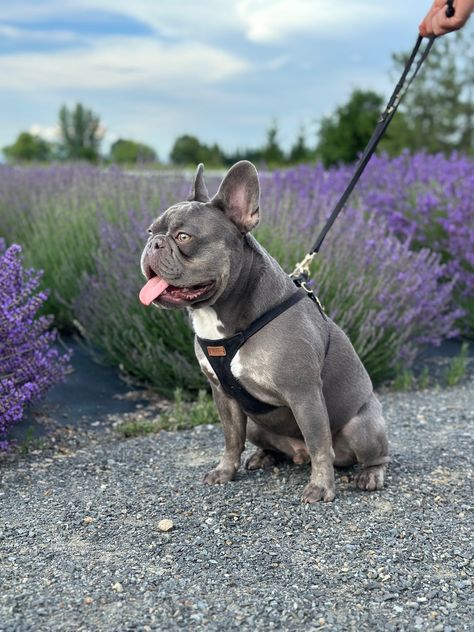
[290, 252, 315, 281]
[290, 253, 327, 317]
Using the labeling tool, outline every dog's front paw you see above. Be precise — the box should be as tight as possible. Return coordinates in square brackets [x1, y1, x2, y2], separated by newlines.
[203, 467, 235, 485]
[301, 481, 336, 503]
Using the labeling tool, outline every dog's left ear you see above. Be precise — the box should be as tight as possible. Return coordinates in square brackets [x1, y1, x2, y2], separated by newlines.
[212, 161, 260, 233]
[188, 163, 210, 203]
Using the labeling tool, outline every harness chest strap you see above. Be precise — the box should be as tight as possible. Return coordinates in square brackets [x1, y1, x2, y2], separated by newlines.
[197, 288, 326, 415]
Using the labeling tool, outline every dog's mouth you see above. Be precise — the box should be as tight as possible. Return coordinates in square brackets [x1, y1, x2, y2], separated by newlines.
[139, 270, 215, 307]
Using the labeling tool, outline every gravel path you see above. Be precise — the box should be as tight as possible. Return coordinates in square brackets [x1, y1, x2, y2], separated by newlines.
[1, 381, 473, 632]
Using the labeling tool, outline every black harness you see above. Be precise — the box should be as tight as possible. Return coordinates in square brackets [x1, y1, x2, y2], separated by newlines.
[197, 286, 326, 415]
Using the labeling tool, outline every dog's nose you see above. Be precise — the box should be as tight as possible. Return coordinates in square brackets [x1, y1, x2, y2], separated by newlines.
[150, 235, 166, 250]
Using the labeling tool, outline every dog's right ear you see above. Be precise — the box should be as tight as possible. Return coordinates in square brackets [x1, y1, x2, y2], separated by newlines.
[188, 163, 210, 203]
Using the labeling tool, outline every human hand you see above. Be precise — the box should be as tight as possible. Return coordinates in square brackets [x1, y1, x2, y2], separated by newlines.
[419, 0, 474, 36]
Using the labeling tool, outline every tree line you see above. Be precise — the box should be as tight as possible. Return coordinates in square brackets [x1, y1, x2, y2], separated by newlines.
[3, 30, 473, 168]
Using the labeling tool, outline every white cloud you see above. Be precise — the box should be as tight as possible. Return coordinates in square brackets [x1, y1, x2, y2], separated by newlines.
[0, 23, 76, 43]
[0, 0, 396, 45]
[0, 0, 240, 38]
[0, 37, 249, 92]
[29, 123, 60, 141]
[236, 0, 390, 43]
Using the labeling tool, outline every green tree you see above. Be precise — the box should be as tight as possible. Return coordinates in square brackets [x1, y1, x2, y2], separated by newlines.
[58, 103, 102, 161]
[110, 138, 157, 164]
[170, 135, 224, 165]
[3, 132, 53, 163]
[392, 26, 474, 155]
[289, 125, 313, 163]
[170, 135, 202, 164]
[316, 89, 385, 166]
[261, 120, 285, 165]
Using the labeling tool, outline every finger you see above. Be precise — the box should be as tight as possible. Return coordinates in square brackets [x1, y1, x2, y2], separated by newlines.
[419, 0, 444, 36]
[431, 1, 473, 34]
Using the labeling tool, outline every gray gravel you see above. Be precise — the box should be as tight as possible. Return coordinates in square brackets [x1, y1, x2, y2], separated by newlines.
[1, 381, 473, 632]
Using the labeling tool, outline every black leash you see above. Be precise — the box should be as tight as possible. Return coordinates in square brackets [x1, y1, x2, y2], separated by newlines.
[290, 26, 441, 299]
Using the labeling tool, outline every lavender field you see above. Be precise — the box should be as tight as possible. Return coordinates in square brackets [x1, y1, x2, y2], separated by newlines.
[0, 153, 473, 443]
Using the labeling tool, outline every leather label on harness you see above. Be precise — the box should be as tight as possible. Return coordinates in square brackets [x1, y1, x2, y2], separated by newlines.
[207, 345, 227, 357]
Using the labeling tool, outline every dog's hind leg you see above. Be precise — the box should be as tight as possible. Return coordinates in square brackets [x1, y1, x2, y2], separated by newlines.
[334, 394, 389, 491]
[245, 419, 310, 470]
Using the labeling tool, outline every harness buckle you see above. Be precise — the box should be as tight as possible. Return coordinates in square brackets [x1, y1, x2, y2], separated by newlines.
[290, 252, 316, 280]
[290, 253, 327, 318]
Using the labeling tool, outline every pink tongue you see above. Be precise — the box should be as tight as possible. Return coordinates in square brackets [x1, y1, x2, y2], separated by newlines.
[139, 276, 169, 306]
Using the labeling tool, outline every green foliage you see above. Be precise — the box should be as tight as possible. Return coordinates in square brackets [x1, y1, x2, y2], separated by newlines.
[58, 103, 102, 161]
[115, 418, 161, 438]
[3, 132, 53, 163]
[188, 389, 219, 426]
[316, 90, 384, 166]
[161, 388, 218, 428]
[418, 366, 431, 390]
[289, 125, 314, 164]
[17, 428, 47, 454]
[377, 114, 414, 156]
[110, 139, 157, 164]
[444, 342, 470, 386]
[170, 134, 224, 166]
[392, 26, 474, 155]
[116, 388, 218, 437]
[261, 120, 285, 165]
[393, 368, 414, 390]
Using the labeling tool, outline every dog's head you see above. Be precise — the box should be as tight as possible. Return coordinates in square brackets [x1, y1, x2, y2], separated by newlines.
[139, 161, 260, 309]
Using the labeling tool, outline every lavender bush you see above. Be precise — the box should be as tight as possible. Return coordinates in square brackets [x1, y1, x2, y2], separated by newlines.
[354, 152, 474, 333]
[0, 241, 71, 448]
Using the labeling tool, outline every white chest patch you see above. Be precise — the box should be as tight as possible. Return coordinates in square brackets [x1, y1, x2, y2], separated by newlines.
[230, 351, 243, 379]
[190, 307, 224, 340]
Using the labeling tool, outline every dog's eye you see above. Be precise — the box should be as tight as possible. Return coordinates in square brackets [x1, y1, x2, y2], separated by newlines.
[147, 227, 153, 235]
[176, 232, 192, 243]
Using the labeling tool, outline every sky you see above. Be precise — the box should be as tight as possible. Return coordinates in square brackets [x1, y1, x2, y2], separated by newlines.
[0, 0, 440, 160]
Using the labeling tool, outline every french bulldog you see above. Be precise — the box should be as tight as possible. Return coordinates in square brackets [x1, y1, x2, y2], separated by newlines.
[140, 161, 389, 503]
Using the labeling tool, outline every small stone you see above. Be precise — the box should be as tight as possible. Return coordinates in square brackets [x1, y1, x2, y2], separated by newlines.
[83, 516, 94, 525]
[112, 582, 124, 593]
[158, 519, 174, 532]
[84, 597, 93, 605]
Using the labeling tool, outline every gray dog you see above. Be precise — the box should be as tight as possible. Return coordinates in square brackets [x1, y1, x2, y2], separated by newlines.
[140, 161, 389, 503]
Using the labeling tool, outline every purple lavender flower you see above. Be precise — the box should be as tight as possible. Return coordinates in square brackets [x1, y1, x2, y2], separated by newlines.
[0, 241, 71, 448]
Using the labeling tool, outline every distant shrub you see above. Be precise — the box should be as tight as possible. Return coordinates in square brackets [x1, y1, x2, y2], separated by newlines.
[0, 242, 71, 448]
[110, 139, 157, 164]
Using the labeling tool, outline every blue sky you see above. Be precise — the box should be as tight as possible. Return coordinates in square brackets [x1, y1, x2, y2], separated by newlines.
[0, 1, 450, 160]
